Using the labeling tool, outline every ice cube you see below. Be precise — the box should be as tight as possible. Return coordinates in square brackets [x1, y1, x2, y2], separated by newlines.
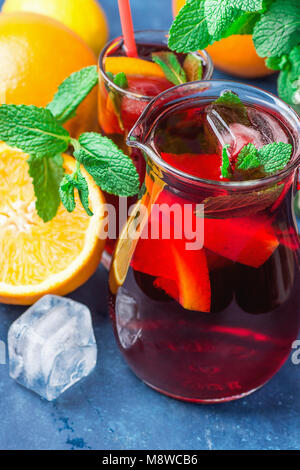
[116, 287, 141, 349]
[8, 295, 97, 401]
[205, 96, 289, 156]
[247, 107, 289, 146]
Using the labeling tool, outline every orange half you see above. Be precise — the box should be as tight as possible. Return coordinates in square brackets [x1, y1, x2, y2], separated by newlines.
[0, 144, 106, 305]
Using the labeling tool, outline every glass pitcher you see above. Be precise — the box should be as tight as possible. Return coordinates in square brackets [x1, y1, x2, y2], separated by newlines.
[109, 81, 300, 403]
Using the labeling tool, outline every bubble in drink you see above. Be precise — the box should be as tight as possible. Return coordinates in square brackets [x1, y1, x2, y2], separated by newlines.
[8, 295, 97, 401]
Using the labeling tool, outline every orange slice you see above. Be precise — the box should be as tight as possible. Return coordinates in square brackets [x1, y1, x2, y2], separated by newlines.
[105, 56, 165, 78]
[0, 144, 106, 305]
[109, 170, 165, 294]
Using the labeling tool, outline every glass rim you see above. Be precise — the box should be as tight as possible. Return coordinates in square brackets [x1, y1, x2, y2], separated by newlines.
[127, 79, 300, 191]
[98, 30, 214, 102]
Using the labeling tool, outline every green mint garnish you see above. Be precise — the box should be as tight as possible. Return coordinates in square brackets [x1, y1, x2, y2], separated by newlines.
[214, 90, 243, 107]
[276, 45, 300, 110]
[221, 144, 232, 178]
[152, 51, 187, 86]
[236, 143, 261, 170]
[258, 141, 293, 173]
[105, 71, 129, 132]
[198, 184, 284, 218]
[168, 0, 263, 52]
[74, 133, 140, 197]
[0, 68, 140, 223]
[224, 141, 293, 180]
[212, 90, 249, 126]
[169, 0, 300, 112]
[0, 105, 70, 157]
[225, 11, 261, 36]
[46, 66, 99, 125]
[253, 0, 300, 58]
[183, 53, 203, 81]
[60, 166, 93, 216]
[28, 153, 65, 223]
[113, 72, 128, 89]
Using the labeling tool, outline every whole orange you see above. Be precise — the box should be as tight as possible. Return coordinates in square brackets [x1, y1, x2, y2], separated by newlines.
[172, 0, 273, 78]
[0, 12, 98, 136]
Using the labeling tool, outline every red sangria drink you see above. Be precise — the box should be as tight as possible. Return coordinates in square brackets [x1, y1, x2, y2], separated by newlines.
[98, 31, 213, 261]
[109, 81, 300, 403]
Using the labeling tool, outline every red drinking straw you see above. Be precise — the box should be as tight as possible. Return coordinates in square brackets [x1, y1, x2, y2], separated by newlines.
[118, 0, 138, 58]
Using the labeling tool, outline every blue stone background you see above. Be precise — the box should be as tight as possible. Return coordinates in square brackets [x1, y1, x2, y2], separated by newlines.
[0, 0, 299, 451]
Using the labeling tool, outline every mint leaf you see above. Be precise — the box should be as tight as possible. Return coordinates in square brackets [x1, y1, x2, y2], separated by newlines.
[258, 142, 293, 173]
[221, 145, 232, 178]
[212, 90, 249, 126]
[169, 0, 212, 53]
[214, 90, 243, 107]
[253, 0, 300, 57]
[114, 72, 128, 89]
[221, 141, 292, 181]
[169, 0, 263, 52]
[74, 133, 140, 197]
[105, 71, 129, 132]
[75, 171, 93, 217]
[47, 66, 99, 125]
[204, 0, 263, 41]
[60, 169, 93, 216]
[276, 46, 300, 107]
[152, 52, 187, 85]
[183, 53, 203, 81]
[265, 55, 289, 71]
[200, 184, 284, 218]
[60, 175, 76, 213]
[236, 143, 261, 170]
[225, 11, 261, 35]
[28, 154, 65, 222]
[0, 105, 70, 157]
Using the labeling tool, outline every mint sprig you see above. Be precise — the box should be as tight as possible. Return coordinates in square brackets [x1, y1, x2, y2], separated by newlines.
[221, 144, 232, 178]
[168, 0, 263, 52]
[169, 0, 300, 112]
[105, 71, 129, 132]
[28, 153, 65, 223]
[75, 133, 140, 197]
[152, 51, 187, 86]
[46, 66, 99, 124]
[0, 105, 70, 156]
[222, 141, 292, 180]
[274, 45, 300, 110]
[113, 72, 129, 89]
[257, 141, 293, 173]
[253, 0, 300, 57]
[236, 143, 261, 170]
[183, 53, 203, 81]
[0, 68, 140, 223]
[60, 166, 93, 216]
[214, 90, 244, 107]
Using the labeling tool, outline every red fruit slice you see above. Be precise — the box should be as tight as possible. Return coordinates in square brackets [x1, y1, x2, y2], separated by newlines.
[98, 83, 122, 135]
[153, 188, 279, 268]
[204, 217, 279, 268]
[162, 152, 223, 181]
[158, 244, 211, 312]
[132, 228, 211, 312]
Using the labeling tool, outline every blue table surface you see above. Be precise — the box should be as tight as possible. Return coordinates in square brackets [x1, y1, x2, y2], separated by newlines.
[0, 0, 299, 451]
